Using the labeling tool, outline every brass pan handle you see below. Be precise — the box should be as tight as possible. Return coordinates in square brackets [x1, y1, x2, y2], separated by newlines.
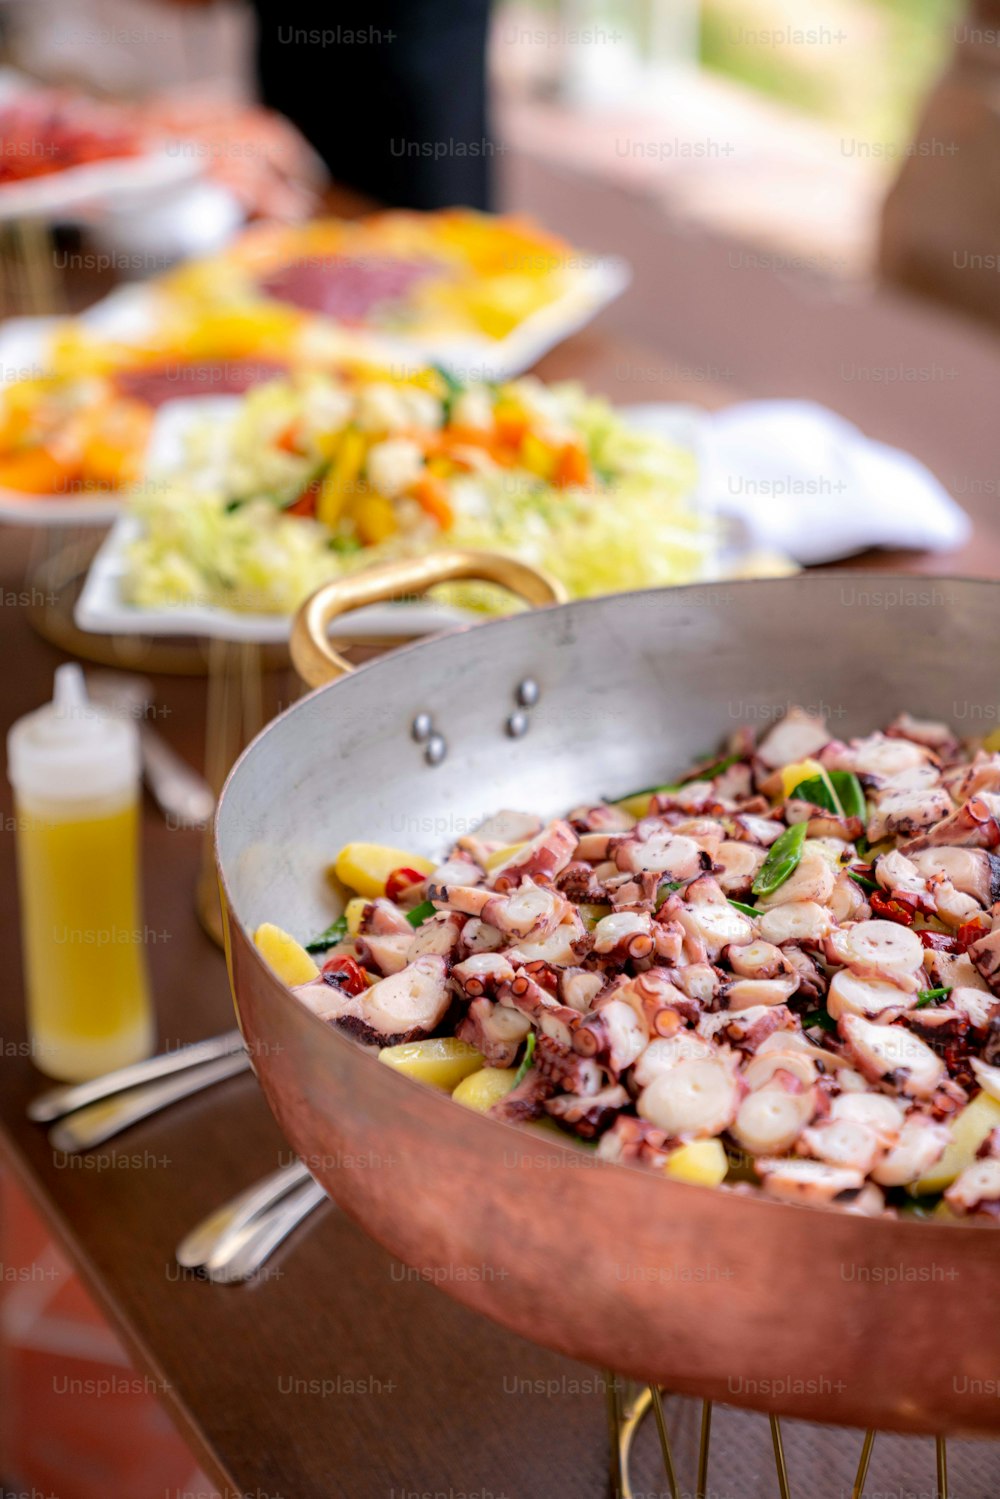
[290, 550, 567, 688]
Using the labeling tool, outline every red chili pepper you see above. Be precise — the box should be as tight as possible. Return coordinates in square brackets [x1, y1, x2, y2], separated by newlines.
[869, 891, 915, 926]
[918, 930, 960, 953]
[321, 954, 368, 996]
[957, 918, 989, 951]
[285, 476, 322, 518]
[385, 866, 427, 903]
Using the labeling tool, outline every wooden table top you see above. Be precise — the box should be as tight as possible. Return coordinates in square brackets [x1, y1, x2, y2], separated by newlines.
[3, 259, 1000, 1499]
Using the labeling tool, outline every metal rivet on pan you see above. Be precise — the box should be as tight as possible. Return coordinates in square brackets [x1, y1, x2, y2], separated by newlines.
[424, 733, 448, 766]
[506, 711, 529, 739]
[516, 678, 539, 708]
[411, 712, 433, 743]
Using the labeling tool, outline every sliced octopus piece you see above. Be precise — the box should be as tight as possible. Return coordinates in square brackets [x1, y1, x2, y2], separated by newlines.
[755, 1157, 866, 1205]
[910, 847, 1000, 907]
[754, 847, 835, 911]
[870, 1113, 950, 1187]
[755, 707, 831, 770]
[839, 1014, 945, 1098]
[489, 818, 579, 891]
[637, 1056, 741, 1138]
[757, 901, 833, 945]
[297, 953, 451, 1046]
[799, 1118, 882, 1174]
[944, 1157, 1000, 1216]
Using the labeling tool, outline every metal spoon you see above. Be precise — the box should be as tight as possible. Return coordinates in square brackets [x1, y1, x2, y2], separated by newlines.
[176, 1158, 313, 1269]
[204, 1177, 330, 1283]
[87, 672, 215, 828]
[29, 1029, 245, 1122]
[48, 1050, 251, 1153]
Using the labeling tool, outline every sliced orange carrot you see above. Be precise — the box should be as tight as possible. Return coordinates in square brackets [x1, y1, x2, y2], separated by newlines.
[81, 400, 152, 487]
[275, 421, 302, 454]
[553, 441, 591, 488]
[0, 447, 81, 494]
[409, 472, 454, 530]
[493, 410, 530, 448]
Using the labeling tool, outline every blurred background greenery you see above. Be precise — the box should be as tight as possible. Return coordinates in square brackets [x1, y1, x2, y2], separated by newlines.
[700, 0, 963, 144]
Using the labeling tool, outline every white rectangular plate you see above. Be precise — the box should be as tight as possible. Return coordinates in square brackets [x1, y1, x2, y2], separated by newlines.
[74, 399, 706, 643]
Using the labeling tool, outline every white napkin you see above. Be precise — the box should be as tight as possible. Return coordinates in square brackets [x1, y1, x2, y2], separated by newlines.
[626, 399, 970, 565]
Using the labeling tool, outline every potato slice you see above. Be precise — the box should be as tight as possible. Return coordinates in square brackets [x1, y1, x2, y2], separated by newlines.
[344, 897, 369, 935]
[254, 922, 319, 986]
[483, 841, 528, 872]
[614, 790, 657, 819]
[451, 1066, 519, 1112]
[662, 1138, 728, 1187]
[334, 843, 435, 899]
[378, 1037, 484, 1091]
[912, 1091, 1000, 1194]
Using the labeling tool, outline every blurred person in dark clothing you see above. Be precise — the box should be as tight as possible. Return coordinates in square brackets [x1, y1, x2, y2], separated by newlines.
[248, 0, 494, 209]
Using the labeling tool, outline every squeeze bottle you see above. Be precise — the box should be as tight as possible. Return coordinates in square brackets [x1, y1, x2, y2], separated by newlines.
[7, 664, 154, 1080]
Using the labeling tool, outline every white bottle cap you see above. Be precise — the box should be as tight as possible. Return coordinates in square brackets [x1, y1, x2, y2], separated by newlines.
[7, 664, 141, 804]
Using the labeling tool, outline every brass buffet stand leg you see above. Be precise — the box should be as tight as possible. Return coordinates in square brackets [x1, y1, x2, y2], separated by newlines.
[648, 1385, 681, 1499]
[850, 1430, 877, 1499]
[697, 1398, 712, 1499]
[608, 1381, 951, 1499]
[197, 638, 275, 945]
[0, 216, 64, 317]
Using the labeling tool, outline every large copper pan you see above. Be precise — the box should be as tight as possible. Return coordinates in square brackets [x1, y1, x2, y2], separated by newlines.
[216, 558, 1000, 1437]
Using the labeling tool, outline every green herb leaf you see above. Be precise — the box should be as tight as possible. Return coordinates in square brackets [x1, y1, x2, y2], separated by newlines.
[610, 781, 680, 806]
[432, 362, 465, 420]
[829, 771, 866, 820]
[513, 1031, 536, 1087]
[405, 900, 437, 929]
[432, 362, 465, 396]
[610, 752, 744, 808]
[848, 870, 879, 894]
[898, 1195, 945, 1220]
[787, 769, 866, 821]
[727, 898, 760, 918]
[751, 822, 807, 897]
[654, 879, 684, 910]
[915, 986, 951, 1009]
[305, 914, 348, 954]
[683, 751, 741, 785]
[788, 776, 834, 812]
[802, 1009, 838, 1034]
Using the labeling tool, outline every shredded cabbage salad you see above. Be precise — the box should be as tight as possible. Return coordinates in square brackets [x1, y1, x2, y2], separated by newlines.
[123, 367, 712, 617]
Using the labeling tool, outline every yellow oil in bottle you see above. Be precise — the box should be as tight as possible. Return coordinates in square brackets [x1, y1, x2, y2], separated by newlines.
[8, 665, 155, 1082]
[15, 790, 154, 1080]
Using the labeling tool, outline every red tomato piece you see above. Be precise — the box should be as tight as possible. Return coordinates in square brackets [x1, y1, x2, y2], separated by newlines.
[385, 866, 427, 903]
[869, 891, 915, 926]
[321, 955, 368, 996]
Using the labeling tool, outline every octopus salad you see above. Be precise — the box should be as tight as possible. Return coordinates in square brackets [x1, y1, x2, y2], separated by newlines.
[254, 706, 1000, 1219]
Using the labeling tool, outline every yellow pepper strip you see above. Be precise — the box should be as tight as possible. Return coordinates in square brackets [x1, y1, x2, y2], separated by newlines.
[316, 426, 367, 529]
[352, 491, 397, 545]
